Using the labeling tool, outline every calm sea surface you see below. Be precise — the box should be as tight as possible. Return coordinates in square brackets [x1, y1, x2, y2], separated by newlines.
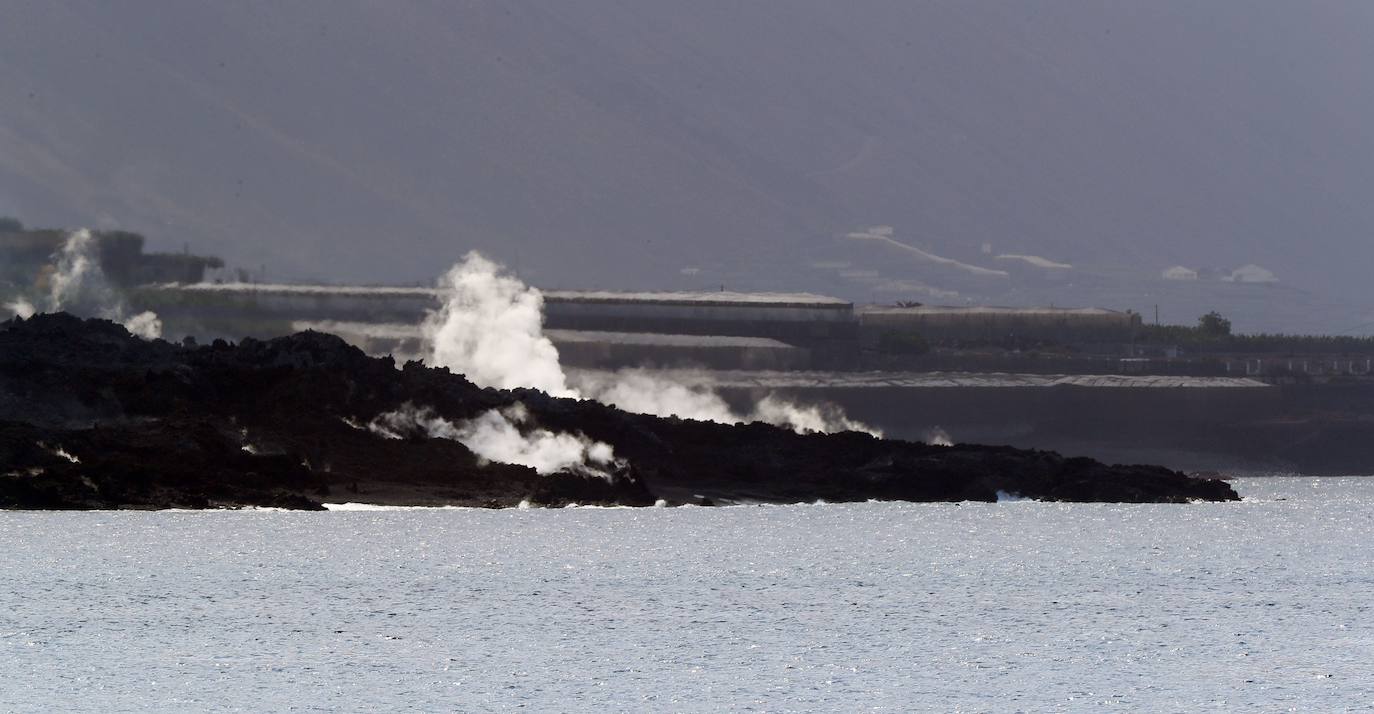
[2, 478, 1373, 712]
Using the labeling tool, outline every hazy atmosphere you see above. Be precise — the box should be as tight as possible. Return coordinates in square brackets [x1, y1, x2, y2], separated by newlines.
[3, 0, 1372, 332]
[8, 4, 1374, 710]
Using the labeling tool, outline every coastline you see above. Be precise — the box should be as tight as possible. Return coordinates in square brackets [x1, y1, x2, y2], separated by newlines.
[0, 313, 1238, 510]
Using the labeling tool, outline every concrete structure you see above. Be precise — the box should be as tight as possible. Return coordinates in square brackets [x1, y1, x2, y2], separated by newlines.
[134, 283, 439, 337]
[283, 320, 810, 371]
[137, 283, 1166, 367]
[134, 283, 857, 368]
[546, 330, 808, 371]
[540, 290, 856, 366]
[1, 229, 222, 289]
[1226, 357, 1374, 379]
[858, 305, 1141, 344]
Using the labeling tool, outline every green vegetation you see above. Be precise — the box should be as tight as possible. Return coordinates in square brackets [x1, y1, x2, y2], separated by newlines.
[1197, 311, 1232, 337]
[1139, 312, 1374, 355]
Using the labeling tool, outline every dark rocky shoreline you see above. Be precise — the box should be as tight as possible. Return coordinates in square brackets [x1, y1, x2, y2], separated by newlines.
[0, 314, 1238, 509]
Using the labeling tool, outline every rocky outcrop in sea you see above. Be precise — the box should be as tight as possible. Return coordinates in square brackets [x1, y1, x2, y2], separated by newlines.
[0, 314, 1238, 509]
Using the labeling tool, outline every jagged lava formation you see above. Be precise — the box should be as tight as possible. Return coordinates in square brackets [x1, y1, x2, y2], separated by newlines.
[0, 314, 1238, 509]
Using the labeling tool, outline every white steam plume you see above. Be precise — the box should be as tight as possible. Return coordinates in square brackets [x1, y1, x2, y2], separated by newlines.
[3, 297, 35, 320]
[422, 252, 572, 396]
[421, 252, 880, 437]
[11, 229, 163, 339]
[369, 402, 621, 478]
[120, 310, 163, 341]
[924, 426, 954, 447]
[573, 368, 881, 436]
[571, 368, 737, 424]
[751, 394, 878, 436]
[49, 228, 102, 311]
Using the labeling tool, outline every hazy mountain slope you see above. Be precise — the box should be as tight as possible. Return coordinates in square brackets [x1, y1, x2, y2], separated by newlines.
[0, 1, 843, 287]
[1, 1, 1371, 328]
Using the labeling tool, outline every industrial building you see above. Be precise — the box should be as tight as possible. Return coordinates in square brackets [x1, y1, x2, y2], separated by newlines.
[541, 290, 857, 367]
[131, 283, 859, 369]
[0, 227, 222, 290]
[857, 304, 1142, 345]
[125, 281, 1171, 370]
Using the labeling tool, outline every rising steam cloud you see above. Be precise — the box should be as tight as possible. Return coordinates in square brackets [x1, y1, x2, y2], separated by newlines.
[369, 402, 621, 478]
[424, 254, 573, 396]
[573, 368, 737, 424]
[2, 297, 35, 320]
[420, 251, 881, 436]
[924, 426, 954, 447]
[3, 229, 162, 339]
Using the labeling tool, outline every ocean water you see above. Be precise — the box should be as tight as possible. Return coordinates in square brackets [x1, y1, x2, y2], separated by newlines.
[2, 478, 1373, 712]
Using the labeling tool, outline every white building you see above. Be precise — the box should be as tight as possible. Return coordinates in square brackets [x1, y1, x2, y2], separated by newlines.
[1161, 266, 1199, 281]
[1224, 264, 1278, 284]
